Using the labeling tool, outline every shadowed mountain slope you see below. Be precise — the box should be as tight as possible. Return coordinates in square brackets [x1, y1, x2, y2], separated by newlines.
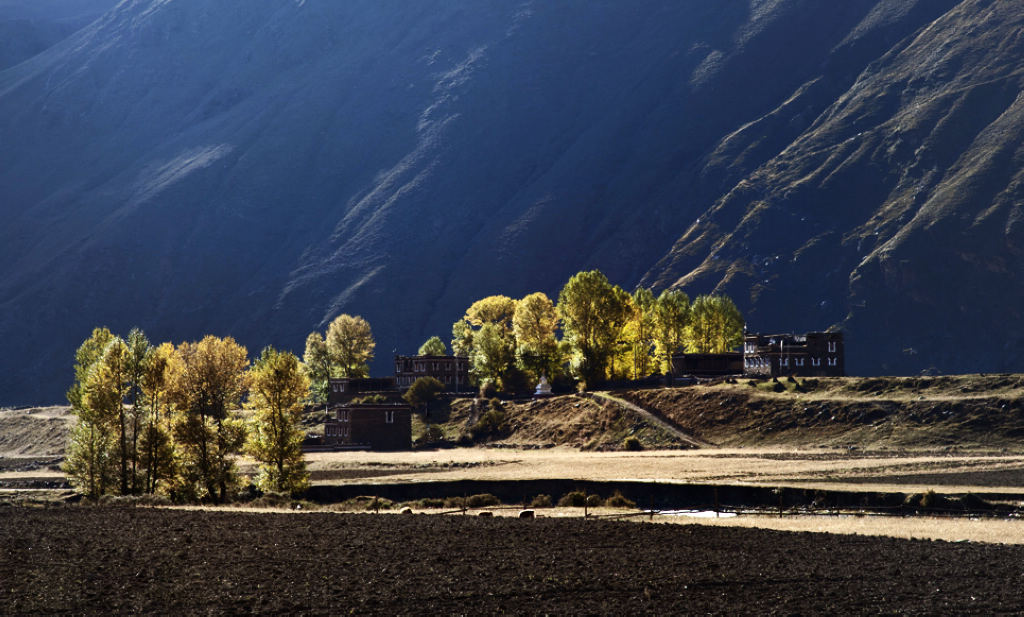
[0, 0, 1020, 404]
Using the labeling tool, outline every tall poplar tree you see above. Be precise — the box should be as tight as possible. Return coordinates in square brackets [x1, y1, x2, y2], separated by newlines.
[325, 314, 375, 378]
[557, 270, 629, 387]
[168, 336, 249, 502]
[247, 347, 310, 495]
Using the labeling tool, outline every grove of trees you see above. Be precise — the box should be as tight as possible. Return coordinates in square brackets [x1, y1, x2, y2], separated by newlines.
[446, 268, 744, 392]
[64, 274, 740, 500]
[65, 329, 310, 502]
[302, 313, 376, 402]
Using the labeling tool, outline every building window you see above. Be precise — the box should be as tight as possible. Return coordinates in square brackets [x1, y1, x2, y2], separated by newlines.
[781, 358, 788, 367]
[828, 357, 837, 367]
[385, 410, 395, 424]
[340, 410, 349, 422]
[812, 358, 821, 367]
[828, 341, 837, 353]
[796, 358, 804, 367]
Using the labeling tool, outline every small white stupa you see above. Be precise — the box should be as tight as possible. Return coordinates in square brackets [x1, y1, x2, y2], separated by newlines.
[534, 373, 553, 397]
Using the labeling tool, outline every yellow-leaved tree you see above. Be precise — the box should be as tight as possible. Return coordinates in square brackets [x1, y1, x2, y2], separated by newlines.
[167, 335, 250, 503]
[246, 346, 310, 495]
[686, 295, 744, 353]
[325, 314, 375, 378]
[512, 291, 561, 381]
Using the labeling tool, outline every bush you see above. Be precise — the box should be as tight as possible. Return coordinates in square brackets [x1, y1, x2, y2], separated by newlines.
[351, 394, 387, 404]
[466, 493, 501, 508]
[622, 436, 642, 451]
[529, 494, 553, 508]
[404, 377, 445, 410]
[586, 494, 602, 507]
[418, 425, 445, 445]
[98, 494, 172, 507]
[500, 366, 531, 396]
[416, 497, 446, 509]
[470, 408, 509, 440]
[557, 491, 587, 507]
[338, 496, 393, 511]
[605, 491, 636, 508]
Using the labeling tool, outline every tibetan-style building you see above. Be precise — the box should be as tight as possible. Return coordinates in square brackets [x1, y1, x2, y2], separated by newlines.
[671, 352, 744, 377]
[321, 403, 412, 451]
[394, 354, 470, 392]
[327, 377, 397, 404]
[743, 332, 844, 377]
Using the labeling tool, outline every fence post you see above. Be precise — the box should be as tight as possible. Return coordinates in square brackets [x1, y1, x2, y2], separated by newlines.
[714, 487, 719, 518]
[649, 496, 654, 521]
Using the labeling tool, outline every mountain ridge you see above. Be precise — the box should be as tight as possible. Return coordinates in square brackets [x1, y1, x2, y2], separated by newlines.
[1, 0, 1021, 404]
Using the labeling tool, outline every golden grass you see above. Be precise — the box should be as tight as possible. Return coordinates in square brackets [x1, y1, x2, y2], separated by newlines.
[299, 447, 1024, 494]
[155, 503, 1024, 545]
[658, 513, 1024, 545]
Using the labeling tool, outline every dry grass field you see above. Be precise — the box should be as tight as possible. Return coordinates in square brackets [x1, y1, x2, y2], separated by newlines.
[297, 447, 1024, 495]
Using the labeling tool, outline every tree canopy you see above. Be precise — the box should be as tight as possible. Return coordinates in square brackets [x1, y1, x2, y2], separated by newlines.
[557, 270, 630, 387]
[686, 294, 744, 353]
[326, 314, 376, 378]
[512, 292, 561, 380]
[418, 336, 448, 356]
[247, 346, 310, 495]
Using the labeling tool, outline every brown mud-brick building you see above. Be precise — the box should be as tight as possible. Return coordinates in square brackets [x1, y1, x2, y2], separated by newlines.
[672, 352, 744, 377]
[394, 354, 470, 392]
[327, 377, 397, 405]
[322, 403, 412, 451]
[744, 332, 844, 377]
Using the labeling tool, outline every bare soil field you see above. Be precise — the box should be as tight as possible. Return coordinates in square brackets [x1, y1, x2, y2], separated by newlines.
[3, 507, 1024, 615]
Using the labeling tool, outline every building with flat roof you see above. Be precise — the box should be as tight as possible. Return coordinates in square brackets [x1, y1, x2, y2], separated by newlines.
[321, 403, 411, 451]
[327, 377, 397, 404]
[743, 331, 844, 377]
[394, 354, 470, 392]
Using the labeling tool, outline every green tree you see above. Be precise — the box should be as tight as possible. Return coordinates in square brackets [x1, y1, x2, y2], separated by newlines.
[513, 292, 561, 380]
[557, 270, 629, 387]
[686, 295, 744, 353]
[64, 414, 117, 500]
[403, 376, 445, 412]
[465, 295, 518, 330]
[653, 289, 691, 376]
[470, 322, 515, 385]
[325, 314, 375, 378]
[624, 287, 657, 379]
[67, 327, 115, 414]
[167, 336, 250, 502]
[64, 336, 130, 497]
[450, 318, 474, 357]
[246, 347, 310, 495]
[302, 331, 331, 402]
[122, 327, 151, 494]
[453, 295, 519, 389]
[418, 336, 448, 356]
[139, 342, 175, 494]
[64, 330, 120, 499]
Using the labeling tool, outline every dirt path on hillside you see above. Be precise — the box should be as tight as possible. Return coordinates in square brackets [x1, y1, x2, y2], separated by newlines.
[587, 392, 709, 448]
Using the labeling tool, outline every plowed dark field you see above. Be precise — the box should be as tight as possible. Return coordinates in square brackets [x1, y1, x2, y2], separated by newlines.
[2, 508, 1024, 614]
